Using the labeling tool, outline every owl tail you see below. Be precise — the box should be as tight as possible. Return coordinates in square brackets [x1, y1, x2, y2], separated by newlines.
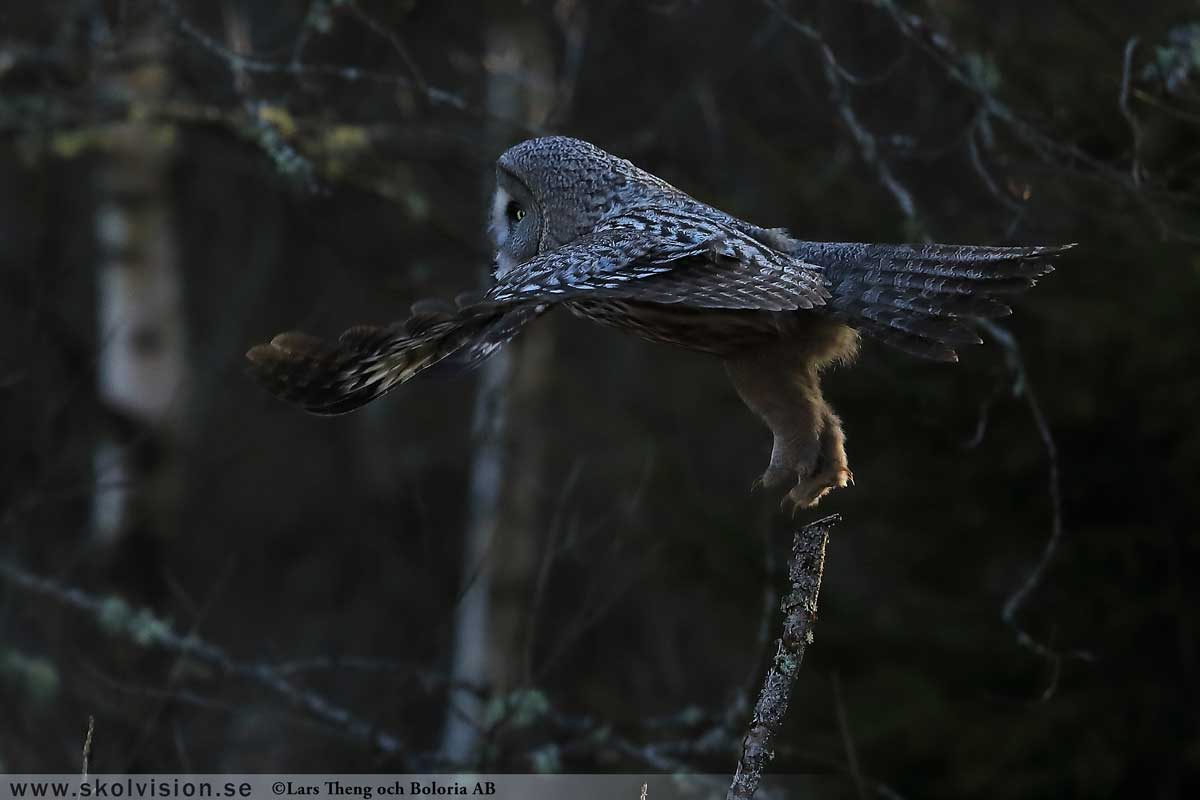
[807, 242, 1074, 361]
[246, 299, 546, 415]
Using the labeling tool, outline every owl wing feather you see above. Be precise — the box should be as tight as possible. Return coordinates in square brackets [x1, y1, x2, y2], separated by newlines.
[786, 240, 1074, 361]
[246, 300, 547, 415]
[247, 206, 835, 416]
[487, 206, 831, 312]
[247, 209, 1073, 414]
[490, 219, 1071, 362]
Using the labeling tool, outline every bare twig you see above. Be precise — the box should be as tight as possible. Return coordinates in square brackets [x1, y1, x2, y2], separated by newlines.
[82, 715, 95, 778]
[1119, 38, 1143, 187]
[977, 320, 1093, 699]
[157, 0, 546, 139]
[548, 707, 728, 791]
[157, 0, 465, 110]
[728, 514, 837, 800]
[966, 115, 1026, 215]
[765, 0, 917, 223]
[763, 0, 910, 88]
[344, 0, 429, 101]
[867, 0, 1199, 242]
[0, 559, 409, 759]
[289, 0, 331, 71]
[766, 0, 1088, 691]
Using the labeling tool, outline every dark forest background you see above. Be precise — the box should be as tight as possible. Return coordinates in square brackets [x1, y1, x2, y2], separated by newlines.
[1, 0, 1198, 796]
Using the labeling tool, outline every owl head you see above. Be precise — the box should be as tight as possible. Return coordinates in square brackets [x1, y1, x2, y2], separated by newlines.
[489, 136, 680, 280]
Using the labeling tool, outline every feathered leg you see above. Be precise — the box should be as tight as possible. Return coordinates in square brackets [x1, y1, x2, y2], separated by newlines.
[801, 405, 852, 508]
[725, 342, 852, 514]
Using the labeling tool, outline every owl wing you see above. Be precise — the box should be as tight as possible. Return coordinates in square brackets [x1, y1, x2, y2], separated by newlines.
[785, 240, 1074, 361]
[246, 298, 548, 415]
[487, 207, 831, 312]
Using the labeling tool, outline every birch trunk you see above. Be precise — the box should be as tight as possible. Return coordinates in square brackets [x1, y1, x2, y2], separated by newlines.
[440, 15, 555, 765]
[91, 27, 188, 551]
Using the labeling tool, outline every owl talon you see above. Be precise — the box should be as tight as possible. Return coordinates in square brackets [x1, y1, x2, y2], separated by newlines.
[768, 466, 851, 514]
[750, 410, 853, 515]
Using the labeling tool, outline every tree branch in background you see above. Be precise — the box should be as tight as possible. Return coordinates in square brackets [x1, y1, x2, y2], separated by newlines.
[769, 1, 1092, 690]
[439, 13, 558, 766]
[767, 0, 1198, 241]
[977, 320, 1094, 700]
[867, 0, 1199, 242]
[0, 559, 410, 761]
[81, 715, 95, 778]
[157, 0, 465, 110]
[728, 514, 837, 800]
[1119, 37, 1144, 188]
[763, 0, 919, 228]
[156, 0, 548, 139]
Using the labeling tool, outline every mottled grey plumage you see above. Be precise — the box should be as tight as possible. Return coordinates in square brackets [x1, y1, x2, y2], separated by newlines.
[248, 136, 1070, 510]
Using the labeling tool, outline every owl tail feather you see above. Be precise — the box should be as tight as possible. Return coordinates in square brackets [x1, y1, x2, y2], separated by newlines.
[806, 241, 1075, 361]
[246, 299, 546, 415]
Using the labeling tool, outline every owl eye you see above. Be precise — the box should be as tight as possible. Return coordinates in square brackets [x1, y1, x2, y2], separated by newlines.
[506, 202, 526, 224]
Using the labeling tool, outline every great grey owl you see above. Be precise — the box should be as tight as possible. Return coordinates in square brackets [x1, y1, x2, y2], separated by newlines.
[248, 136, 1069, 511]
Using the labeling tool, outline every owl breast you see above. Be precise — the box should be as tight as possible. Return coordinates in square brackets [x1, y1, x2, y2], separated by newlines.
[565, 299, 782, 356]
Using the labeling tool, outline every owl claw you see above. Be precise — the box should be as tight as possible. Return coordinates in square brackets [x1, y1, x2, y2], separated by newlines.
[759, 437, 853, 516]
[799, 467, 853, 508]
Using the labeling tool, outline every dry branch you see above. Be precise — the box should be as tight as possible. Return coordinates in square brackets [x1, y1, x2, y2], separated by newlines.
[0, 559, 408, 760]
[728, 514, 837, 800]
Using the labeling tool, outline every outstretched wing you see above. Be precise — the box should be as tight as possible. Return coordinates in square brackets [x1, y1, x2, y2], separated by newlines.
[487, 206, 831, 312]
[789, 241, 1074, 361]
[489, 214, 1070, 362]
[246, 299, 546, 415]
